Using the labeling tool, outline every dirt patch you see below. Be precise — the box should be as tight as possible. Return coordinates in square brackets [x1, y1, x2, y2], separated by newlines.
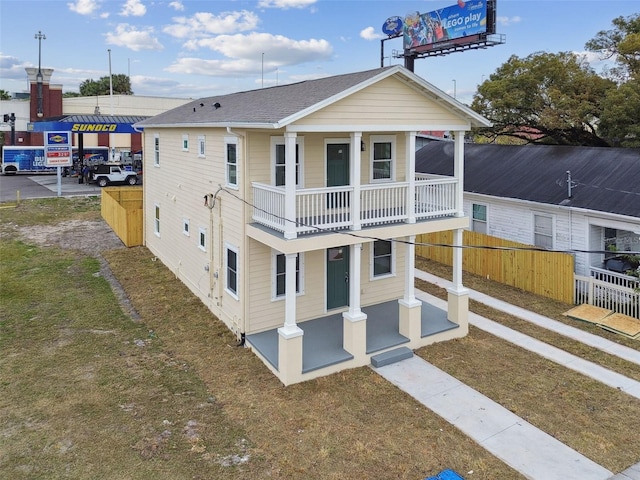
[14, 218, 141, 321]
[16, 219, 125, 256]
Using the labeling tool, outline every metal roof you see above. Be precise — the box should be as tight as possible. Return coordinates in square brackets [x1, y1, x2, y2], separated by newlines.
[416, 142, 640, 218]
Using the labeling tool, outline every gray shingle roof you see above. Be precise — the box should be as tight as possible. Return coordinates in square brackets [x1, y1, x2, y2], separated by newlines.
[416, 142, 640, 218]
[137, 67, 396, 127]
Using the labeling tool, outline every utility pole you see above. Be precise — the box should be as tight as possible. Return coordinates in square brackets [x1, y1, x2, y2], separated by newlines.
[34, 30, 46, 118]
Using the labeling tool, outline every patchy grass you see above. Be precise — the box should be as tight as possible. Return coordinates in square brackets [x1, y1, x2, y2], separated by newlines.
[2, 197, 640, 478]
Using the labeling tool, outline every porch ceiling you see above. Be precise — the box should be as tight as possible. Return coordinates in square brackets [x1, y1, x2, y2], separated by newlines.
[246, 216, 469, 255]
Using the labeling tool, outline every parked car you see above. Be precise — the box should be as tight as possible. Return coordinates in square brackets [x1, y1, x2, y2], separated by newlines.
[91, 163, 138, 187]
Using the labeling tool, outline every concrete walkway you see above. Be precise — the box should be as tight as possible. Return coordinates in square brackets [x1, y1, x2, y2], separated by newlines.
[371, 270, 640, 480]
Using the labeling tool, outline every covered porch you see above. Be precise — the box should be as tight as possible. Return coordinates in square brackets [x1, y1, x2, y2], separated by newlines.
[246, 299, 459, 376]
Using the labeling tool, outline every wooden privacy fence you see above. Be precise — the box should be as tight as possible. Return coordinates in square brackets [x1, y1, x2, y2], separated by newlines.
[101, 186, 143, 247]
[416, 230, 575, 303]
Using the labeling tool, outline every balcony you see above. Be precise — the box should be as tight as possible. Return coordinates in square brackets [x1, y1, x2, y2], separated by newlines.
[252, 174, 458, 236]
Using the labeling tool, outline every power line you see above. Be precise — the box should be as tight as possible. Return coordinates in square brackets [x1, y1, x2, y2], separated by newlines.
[215, 186, 640, 256]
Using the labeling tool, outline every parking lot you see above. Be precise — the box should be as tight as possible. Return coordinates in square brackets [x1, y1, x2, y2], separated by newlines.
[0, 173, 102, 203]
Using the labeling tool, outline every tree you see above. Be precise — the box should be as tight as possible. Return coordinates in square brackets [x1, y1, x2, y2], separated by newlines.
[471, 52, 615, 146]
[0, 89, 10, 100]
[78, 74, 133, 96]
[598, 77, 640, 147]
[585, 13, 640, 81]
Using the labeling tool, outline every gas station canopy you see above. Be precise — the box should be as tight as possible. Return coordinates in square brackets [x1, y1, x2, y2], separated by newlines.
[28, 114, 148, 134]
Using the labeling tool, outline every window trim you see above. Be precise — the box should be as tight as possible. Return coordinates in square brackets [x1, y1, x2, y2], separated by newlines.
[198, 226, 207, 251]
[533, 212, 554, 250]
[182, 134, 189, 152]
[471, 203, 488, 234]
[370, 240, 395, 280]
[369, 134, 395, 183]
[271, 136, 304, 187]
[153, 203, 160, 237]
[182, 217, 190, 236]
[272, 251, 304, 300]
[225, 136, 238, 189]
[153, 134, 160, 167]
[198, 135, 205, 158]
[225, 243, 239, 299]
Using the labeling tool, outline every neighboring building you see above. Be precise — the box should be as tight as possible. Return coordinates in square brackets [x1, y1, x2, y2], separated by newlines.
[137, 65, 491, 385]
[415, 142, 640, 278]
[1, 68, 191, 156]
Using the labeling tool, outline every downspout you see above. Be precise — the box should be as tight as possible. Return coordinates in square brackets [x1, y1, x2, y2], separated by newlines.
[226, 127, 247, 340]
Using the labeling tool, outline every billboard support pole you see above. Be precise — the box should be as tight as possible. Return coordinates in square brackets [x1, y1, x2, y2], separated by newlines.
[404, 54, 415, 72]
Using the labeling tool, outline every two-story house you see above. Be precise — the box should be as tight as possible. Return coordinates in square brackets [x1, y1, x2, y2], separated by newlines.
[136, 65, 491, 385]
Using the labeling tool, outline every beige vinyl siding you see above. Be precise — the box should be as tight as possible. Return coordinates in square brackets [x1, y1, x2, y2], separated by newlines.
[246, 244, 327, 333]
[143, 126, 246, 333]
[294, 76, 468, 128]
[360, 241, 405, 304]
[245, 240, 406, 333]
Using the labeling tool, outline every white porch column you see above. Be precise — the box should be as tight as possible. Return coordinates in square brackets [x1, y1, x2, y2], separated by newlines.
[284, 131, 297, 239]
[350, 131, 362, 231]
[406, 131, 416, 224]
[453, 130, 465, 218]
[278, 252, 303, 385]
[447, 219, 470, 327]
[399, 235, 421, 343]
[343, 243, 366, 359]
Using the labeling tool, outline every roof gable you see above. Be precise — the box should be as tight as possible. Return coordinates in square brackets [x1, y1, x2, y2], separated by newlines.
[137, 66, 490, 129]
[416, 142, 640, 218]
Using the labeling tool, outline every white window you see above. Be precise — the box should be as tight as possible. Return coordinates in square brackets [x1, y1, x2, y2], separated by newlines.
[273, 252, 303, 299]
[225, 136, 238, 188]
[153, 134, 160, 166]
[370, 135, 395, 182]
[271, 136, 303, 187]
[472, 203, 487, 234]
[182, 134, 189, 151]
[534, 213, 554, 249]
[198, 135, 205, 157]
[198, 227, 206, 251]
[225, 244, 238, 298]
[154, 204, 160, 236]
[372, 240, 394, 278]
[183, 218, 190, 236]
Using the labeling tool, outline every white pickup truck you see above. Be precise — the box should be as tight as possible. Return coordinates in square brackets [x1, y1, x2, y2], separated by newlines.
[92, 164, 138, 187]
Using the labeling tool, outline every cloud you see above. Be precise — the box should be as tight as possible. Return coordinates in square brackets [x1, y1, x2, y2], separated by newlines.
[0, 54, 33, 80]
[360, 27, 384, 41]
[120, 0, 146, 17]
[163, 10, 260, 39]
[258, 0, 317, 9]
[497, 16, 521, 27]
[105, 24, 164, 51]
[166, 57, 261, 77]
[185, 32, 333, 66]
[169, 1, 184, 11]
[574, 50, 618, 74]
[67, 0, 101, 16]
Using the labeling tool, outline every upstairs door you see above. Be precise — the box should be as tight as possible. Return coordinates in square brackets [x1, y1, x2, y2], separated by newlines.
[326, 143, 350, 208]
[327, 246, 350, 310]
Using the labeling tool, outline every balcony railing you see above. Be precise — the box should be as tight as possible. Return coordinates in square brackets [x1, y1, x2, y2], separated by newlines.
[252, 176, 458, 236]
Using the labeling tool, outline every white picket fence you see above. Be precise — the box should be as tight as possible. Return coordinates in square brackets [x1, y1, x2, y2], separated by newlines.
[574, 267, 640, 319]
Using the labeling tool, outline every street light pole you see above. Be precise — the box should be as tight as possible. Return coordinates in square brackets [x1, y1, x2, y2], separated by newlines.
[34, 30, 46, 118]
[108, 49, 115, 161]
[452, 79, 457, 99]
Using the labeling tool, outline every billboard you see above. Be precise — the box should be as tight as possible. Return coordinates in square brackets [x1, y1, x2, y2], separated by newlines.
[404, 0, 490, 51]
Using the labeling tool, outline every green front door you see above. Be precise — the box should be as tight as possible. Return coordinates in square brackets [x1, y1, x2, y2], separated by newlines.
[327, 246, 350, 310]
[326, 143, 350, 208]
[327, 143, 350, 187]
